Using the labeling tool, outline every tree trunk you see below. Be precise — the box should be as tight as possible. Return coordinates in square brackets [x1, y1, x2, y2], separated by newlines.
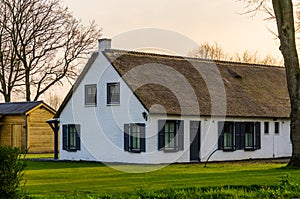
[25, 68, 30, 101]
[272, 0, 300, 166]
[4, 93, 10, 102]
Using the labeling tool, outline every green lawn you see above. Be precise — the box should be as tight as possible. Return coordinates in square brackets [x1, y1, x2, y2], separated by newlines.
[24, 160, 300, 198]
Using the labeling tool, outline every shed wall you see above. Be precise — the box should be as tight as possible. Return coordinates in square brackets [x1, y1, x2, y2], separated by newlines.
[0, 115, 24, 150]
[27, 107, 56, 153]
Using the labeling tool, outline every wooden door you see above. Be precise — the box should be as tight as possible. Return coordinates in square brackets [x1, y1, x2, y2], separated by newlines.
[12, 125, 23, 149]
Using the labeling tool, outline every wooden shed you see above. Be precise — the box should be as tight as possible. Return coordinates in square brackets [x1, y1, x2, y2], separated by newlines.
[0, 101, 56, 153]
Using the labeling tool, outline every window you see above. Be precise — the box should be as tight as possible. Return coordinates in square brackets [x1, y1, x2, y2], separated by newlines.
[158, 120, 184, 151]
[218, 122, 260, 151]
[244, 123, 254, 150]
[124, 123, 145, 152]
[107, 82, 120, 105]
[62, 124, 80, 151]
[264, 122, 269, 134]
[164, 122, 176, 149]
[218, 122, 234, 151]
[275, 122, 280, 134]
[85, 84, 97, 106]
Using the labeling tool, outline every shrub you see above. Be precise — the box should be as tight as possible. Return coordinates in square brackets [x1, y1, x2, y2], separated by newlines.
[0, 145, 27, 198]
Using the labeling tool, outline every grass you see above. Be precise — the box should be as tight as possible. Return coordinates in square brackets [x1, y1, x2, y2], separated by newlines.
[23, 159, 300, 198]
[23, 153, 55, 159]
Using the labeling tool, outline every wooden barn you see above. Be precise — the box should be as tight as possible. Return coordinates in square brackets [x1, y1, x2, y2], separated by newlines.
[0, 101, 56, 153]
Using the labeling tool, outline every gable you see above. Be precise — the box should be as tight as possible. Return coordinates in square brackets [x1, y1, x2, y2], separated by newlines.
[55, 52, 98, 117]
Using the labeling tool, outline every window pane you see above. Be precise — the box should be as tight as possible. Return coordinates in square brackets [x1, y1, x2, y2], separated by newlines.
[69, 126, 77, 149]
[164, 121, 177, 150]
[165, 132, 170, 147]
[85, 84, 97, 105]
[245, 133, 253, 147]
[223, 122, 234, 149]
[169, 132, 175, 148]
[131, 124, 141, 150]
[245, 123, 254, 148]
[169, 123, 175, 132]
[107, 83, 120, 104]
[224, 133, 232, 148]
[165, 123, 169, 132]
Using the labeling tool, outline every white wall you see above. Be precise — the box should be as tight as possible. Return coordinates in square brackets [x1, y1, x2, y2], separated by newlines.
[59, 51, 149, 163]
[146, 115, 291, 163]
[59, 51, 292, 164]
[201, 118, 291, 162]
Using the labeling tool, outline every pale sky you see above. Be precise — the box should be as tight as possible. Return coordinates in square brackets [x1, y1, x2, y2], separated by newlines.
[62, 0, 282, 59]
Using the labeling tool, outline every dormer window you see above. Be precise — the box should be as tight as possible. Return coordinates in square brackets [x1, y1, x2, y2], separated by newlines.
[107, 82, 120, 105]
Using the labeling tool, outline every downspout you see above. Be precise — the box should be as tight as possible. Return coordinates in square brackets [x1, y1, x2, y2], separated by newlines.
[23, 114, 28, 153]
[273, 129, 275, 158]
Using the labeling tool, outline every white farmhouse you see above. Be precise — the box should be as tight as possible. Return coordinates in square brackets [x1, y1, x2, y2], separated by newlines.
[55, 39, 292, 164]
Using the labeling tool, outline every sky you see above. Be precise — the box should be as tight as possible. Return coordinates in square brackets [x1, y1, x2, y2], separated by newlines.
[62, 0, 282, 59]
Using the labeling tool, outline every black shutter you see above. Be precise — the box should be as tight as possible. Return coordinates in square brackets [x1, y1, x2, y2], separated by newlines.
[255, 122, 261, 149]
[124, 124, 130, 151]
[75, 124, 81, 151]
[177, 120, 184, 151]
[158, 120, 165, 150]
[62, 125, 68, 150]
[240, 123, 245, 149]
[140, 124, 146, 152]
[235, 122, 242, 150]
[218, 122, 224, 150]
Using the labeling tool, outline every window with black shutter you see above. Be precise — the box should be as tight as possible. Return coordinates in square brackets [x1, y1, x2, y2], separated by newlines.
[158, 120, 184, 151]
[124, 123, 145, 153]
[62, 124, 81, 152]
[107, 82, 120, 105]
[244, 122, 255, 150]
[218, 121, 261, 151]
[218, 122, 234, 151]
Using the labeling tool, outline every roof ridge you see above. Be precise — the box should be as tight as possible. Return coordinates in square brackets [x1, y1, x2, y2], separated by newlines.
[105, 49, 284, 69]
[0, 101, 43, 105]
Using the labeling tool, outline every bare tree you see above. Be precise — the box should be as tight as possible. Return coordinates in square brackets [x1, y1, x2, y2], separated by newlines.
[45, 92, 62, 111]
[188, 42, 228, 60]
[243, 0, 300, 166]
[189, 42, 281, 65]
[0, 0, 102, 101]
[0, 3, 24, 102]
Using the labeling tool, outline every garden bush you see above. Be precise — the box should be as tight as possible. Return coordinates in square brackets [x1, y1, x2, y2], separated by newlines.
[0, 145, 27, 198]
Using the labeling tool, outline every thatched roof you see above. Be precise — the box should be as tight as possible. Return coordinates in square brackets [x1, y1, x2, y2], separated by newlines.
[104, 49, 290, 118]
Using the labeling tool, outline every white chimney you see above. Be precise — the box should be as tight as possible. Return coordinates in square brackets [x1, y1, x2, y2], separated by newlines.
[98, 38, 111, 52]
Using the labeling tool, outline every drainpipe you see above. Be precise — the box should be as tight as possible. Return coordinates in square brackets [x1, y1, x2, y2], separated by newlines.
[23, 114, 27, 153]
[272, 130, 275, 158]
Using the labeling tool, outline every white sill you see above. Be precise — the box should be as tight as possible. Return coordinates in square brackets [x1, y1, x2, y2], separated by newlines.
[85, 104, 97, 107]
[107, 103, 120, 106]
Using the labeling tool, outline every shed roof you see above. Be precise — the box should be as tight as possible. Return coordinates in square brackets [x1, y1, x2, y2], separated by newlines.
[0, 101, 55, 115]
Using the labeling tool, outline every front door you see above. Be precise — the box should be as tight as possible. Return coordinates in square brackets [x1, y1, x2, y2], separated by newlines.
[190, 121, 200, 161]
